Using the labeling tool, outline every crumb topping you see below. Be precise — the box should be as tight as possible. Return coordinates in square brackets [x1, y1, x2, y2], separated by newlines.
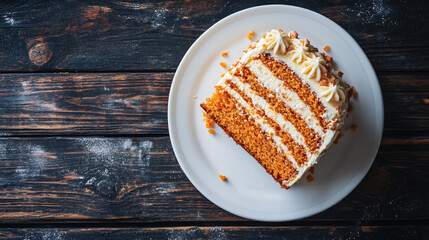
[247, 30, 255, 40]
[323, 45, 329, 51]
[218, 175, 227, 181]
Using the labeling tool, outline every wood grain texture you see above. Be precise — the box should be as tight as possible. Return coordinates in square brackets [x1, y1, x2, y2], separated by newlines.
[0, 72, 427, 135]
[0, 136, 426, 222]
[0, 226, 428, 240]
[0, 1, 427, 71]
[0, 72, 171, 135]
[0, 0, 427, 235]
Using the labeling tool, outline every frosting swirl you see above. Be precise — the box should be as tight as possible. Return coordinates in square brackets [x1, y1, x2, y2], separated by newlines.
[288, 39, 310, 63]
[301, 56, 326, 81]
[265, 30, 289, 55]
[321, 83, 345, 102]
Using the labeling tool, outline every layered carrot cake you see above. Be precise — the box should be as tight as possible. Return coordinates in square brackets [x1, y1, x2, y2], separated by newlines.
[201, 29, 352, 189]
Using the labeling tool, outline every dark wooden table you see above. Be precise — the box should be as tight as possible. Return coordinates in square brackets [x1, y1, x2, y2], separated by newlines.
[0, 1, 427, 239]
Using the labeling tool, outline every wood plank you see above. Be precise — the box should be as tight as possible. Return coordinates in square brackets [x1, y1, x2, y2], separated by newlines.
[0, 72, 427, 135]
[0, 136, 426, 222]
[0, 1, 427, 71]
[0, 72, 171, 135]
[0, 226, 427, 240]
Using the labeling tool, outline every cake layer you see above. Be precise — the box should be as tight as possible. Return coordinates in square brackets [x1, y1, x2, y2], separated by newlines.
[201, 86, 298, 186]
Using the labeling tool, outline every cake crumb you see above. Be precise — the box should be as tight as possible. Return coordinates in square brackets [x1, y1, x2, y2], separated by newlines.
[221, 51, 229, 57]
[334, 133, 344, 144]
[309, 167, 315, 174]
[306, 174, 314, 183]
[193, 96, 197, 98]
[219, 175, 227, 181]
[323, 45, 329, 51]
[351, 86, 357, 96]
[325, 54, 332, 62]
[347, 86, 358, 101]
[203, 111, 215, 129]
[247, 30, 255, 40]
[347, 124, 358, 131]
[220, 62, 227, 68]
[221, 73, 225, 78]
[208, 129, 215, 134]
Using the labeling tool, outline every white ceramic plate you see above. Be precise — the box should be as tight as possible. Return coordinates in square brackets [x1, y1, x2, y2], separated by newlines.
[168, 5, 383, 221]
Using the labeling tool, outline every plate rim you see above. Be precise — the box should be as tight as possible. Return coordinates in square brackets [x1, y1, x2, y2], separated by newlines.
[168, 4, 384, 221]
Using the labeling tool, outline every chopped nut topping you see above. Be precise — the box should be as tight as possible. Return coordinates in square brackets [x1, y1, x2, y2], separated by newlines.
[326, 63, 332, 71]
[347, 86, 357, 100]
[320, 79, 329, 86]
[325, 55, 332, 62]
[288, 30, 298, 38]
[304, 39, 309, 47]
[306, 174, 314, 183]
[336, 71, 344, 78]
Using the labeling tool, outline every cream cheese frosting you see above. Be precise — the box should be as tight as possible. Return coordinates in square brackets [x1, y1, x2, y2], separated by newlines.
[265, 29, 289, 55]
[301, 56, 326, 81]
[321, 83, 345, 103]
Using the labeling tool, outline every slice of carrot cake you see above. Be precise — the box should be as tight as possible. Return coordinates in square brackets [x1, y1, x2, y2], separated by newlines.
[201, 29, 352, 189]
